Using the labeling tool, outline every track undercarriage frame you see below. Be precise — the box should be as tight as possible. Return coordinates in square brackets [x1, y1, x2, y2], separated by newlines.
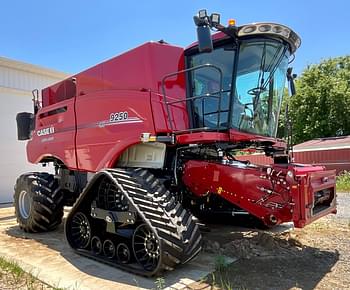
[65, 168, 201, 276]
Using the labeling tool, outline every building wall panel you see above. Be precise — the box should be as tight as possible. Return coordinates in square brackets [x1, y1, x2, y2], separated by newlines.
[0, 59, 67, 203]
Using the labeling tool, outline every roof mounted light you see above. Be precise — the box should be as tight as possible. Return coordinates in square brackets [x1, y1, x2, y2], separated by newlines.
[198, 9, 208, 19]
[228, 19, 236, 26]
[237, 22, 301, 53]
[258, 24, 271, 32]
[243, 25, 256, 33]
[210, 13, 220, 25]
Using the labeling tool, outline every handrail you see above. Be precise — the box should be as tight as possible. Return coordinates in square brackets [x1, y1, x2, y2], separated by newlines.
[161, 64, 224, 131]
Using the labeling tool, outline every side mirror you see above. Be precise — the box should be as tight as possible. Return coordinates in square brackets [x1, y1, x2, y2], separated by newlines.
[196, 25, 213, 53]
[16, 112, 34, 140]
[194, 15, 213, 53]
[287, 67, 296, 96]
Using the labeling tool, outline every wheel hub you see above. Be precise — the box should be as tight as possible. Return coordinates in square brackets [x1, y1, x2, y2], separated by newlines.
[80, 222, 89, 235]
[18, 190, 31, 219]
[145, 235, 158, 254]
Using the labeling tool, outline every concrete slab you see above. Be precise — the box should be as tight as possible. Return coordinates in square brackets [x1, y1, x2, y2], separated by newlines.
[0, 207, 235, 290]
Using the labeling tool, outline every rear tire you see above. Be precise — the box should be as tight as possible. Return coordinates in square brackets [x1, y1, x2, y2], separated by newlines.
[14, 172, 64, 232]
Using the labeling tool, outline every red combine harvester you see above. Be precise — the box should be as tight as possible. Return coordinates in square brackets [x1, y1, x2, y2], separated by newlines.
[15, 10, 336, 276]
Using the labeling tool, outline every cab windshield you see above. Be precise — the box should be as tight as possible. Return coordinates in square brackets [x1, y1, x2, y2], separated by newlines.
[188, 38, 290, 137]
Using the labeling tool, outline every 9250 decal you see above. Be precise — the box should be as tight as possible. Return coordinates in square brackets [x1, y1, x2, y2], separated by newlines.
[109, 111, 128, 122]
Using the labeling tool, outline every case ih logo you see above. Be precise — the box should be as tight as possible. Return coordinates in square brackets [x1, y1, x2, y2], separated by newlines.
[37, 127, 55, 137]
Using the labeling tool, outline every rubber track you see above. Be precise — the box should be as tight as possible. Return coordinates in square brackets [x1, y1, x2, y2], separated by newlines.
[65, 168, 202, 276]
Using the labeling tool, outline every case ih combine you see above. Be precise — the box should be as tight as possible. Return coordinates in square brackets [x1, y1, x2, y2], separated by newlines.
[15, 10, 336, 276]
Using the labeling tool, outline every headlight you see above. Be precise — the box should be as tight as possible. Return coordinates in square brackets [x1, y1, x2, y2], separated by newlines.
[258, 24, 271, 32]
[237, 23, 301, 54]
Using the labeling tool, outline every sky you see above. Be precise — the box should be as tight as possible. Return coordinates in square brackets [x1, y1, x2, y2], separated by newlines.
[1, 0, 349, 75]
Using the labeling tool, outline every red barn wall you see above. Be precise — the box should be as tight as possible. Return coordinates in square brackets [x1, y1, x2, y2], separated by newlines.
[236, 148, 350, 175]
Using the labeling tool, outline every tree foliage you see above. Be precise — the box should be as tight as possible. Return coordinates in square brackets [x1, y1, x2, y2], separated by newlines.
[278, 56, 350, 144]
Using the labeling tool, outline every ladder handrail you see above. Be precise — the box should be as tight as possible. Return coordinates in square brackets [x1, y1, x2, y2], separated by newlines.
[161, 64, 224, 131]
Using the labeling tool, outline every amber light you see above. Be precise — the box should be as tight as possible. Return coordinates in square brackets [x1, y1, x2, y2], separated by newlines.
[228, 19, 236, 26]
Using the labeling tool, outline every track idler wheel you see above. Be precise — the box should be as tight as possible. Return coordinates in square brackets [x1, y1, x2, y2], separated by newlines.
[132, 223, 160, 272]
[68, 212, 91, 249]
[116, 243, 131, 264]
[103, 239, 116, 259]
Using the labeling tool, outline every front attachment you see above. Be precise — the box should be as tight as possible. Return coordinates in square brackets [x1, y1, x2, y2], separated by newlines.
[182, 160, 336, 228]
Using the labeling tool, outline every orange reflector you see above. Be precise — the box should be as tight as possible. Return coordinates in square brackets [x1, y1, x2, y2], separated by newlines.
[228, 19, 236, 26]
[149, 136, 157, 142]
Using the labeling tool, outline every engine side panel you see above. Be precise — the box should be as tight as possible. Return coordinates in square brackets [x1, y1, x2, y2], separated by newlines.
[75, 90, 155, 171]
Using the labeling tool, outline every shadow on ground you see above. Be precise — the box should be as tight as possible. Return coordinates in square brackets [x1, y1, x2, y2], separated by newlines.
[197, 222, 340, 290]
[205, 250, 339, 290]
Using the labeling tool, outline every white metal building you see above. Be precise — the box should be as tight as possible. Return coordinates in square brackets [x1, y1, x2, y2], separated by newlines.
[0, 57, 68, 203]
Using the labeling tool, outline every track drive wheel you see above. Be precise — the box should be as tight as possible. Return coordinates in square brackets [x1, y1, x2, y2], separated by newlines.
[14, 172, 64, 232]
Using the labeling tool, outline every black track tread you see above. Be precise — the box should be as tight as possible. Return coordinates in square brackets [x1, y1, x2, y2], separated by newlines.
[14, 172, 65, 233]
[65, 168, 202, 276]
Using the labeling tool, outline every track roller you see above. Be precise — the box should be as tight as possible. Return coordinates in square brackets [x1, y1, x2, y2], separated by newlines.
[91, 236, 103, 255]
[116, 243, 131, 264]
[103, 239, 116, 259]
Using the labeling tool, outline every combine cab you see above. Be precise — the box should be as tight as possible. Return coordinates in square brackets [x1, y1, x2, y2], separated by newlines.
[14, 10, 336, 276]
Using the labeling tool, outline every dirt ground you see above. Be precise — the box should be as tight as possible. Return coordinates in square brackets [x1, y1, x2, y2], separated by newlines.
[191, 191, 350, 290]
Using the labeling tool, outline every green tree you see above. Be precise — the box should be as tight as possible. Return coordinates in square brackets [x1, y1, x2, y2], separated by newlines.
[278, 56, 350, 144]
[276, 88, 289, 139]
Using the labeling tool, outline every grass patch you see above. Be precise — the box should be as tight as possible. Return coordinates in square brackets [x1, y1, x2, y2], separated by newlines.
[154, 277, 166, 290]
[201, 256, 237, 290]
[0, 256, 65, 290]
[336, 171, 350, 192]
[214, 255, 230, 272]
[0, 256, 25, 283]
[208, 269, 247, 290]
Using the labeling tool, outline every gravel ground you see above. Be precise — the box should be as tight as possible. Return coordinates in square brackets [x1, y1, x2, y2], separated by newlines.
[334, 192, 350, 219]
